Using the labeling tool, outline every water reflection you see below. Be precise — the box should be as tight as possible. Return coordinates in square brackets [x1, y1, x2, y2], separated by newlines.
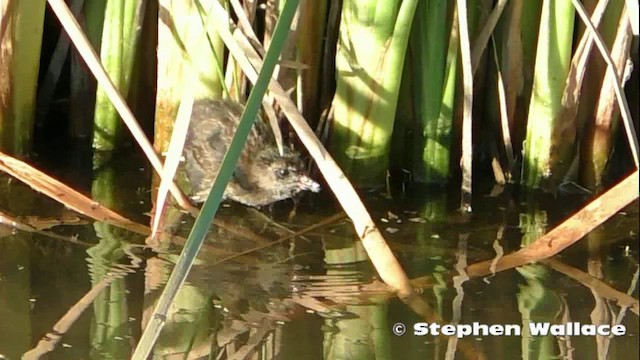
[0, 155, 637, 360]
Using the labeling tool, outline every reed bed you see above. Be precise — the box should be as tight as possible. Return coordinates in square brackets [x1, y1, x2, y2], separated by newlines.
[0, 0, 636, 193]
[0, 0, 637, 356]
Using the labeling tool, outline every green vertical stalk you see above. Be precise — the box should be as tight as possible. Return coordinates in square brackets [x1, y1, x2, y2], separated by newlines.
[330, 0, 418, 187]
[0, 0, 47, 156]
[69, 0, 106, 140]
[431, 6, 459, 184]
[410, 0, 452, 183]
[93, 0, 146, 152]
[521, 0, 575, 189]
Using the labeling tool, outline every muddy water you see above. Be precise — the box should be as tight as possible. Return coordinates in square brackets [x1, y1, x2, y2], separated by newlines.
[0, 152, 637, 360]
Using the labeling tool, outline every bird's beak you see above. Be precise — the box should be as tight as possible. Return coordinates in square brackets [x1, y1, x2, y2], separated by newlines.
[299, 175, 321, 193]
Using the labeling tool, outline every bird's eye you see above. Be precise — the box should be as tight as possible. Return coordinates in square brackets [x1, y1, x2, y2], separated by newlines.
[276, 168, 289, 178]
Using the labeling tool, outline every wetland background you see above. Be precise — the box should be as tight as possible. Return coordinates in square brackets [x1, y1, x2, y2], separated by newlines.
[0, 0, 639, 359]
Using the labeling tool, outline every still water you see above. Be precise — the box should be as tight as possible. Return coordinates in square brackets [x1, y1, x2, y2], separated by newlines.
[0, 152, 637, 360]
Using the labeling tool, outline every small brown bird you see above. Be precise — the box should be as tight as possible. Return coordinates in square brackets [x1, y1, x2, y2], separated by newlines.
[183, 99, 320, 207]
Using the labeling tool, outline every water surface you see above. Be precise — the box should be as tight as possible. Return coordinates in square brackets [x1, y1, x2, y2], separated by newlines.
[0, 153, 637, 360]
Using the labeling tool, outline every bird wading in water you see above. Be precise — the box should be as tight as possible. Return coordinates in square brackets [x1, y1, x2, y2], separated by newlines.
[183, 99, 320, 208]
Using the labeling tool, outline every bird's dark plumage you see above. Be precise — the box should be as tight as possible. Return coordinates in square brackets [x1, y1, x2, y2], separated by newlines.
[183, 99, 320, 207]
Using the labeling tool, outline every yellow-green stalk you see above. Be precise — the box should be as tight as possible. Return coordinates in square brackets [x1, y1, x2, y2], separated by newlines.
[92, 0, 147, 152]
[522, 0, 575, 188]
[69, 0, 106, 140]
[154, 0, 225, 155]
[330, 0, 418, 187]
[0, 0, 47, 156]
